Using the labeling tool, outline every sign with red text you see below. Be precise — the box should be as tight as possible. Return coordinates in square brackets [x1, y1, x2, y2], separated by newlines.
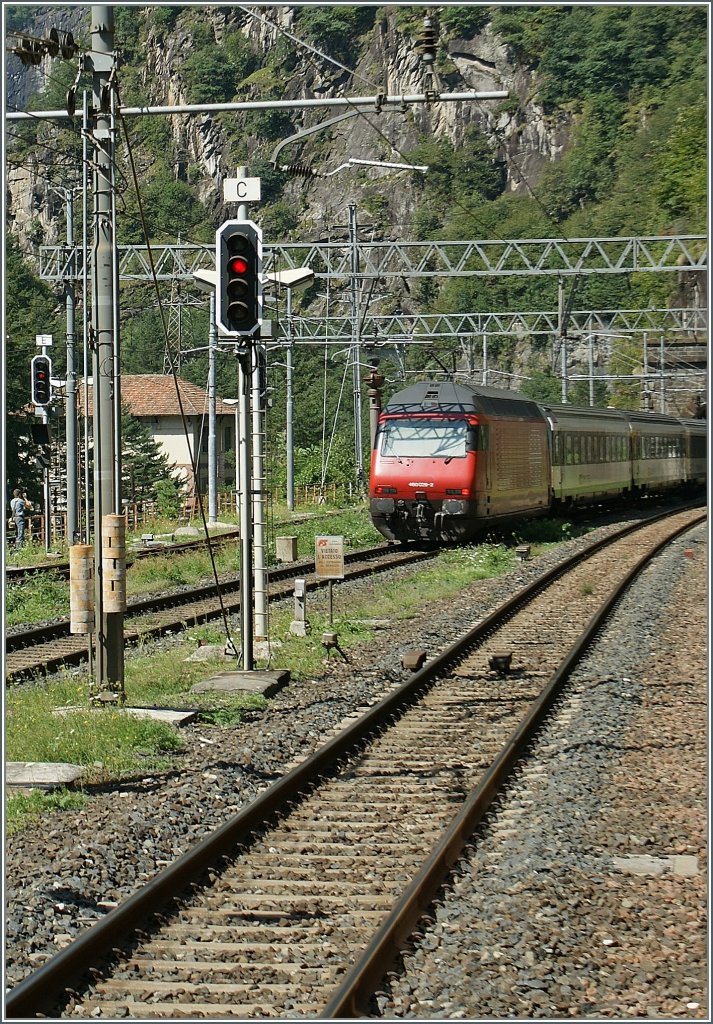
[315, 535, 345, 579]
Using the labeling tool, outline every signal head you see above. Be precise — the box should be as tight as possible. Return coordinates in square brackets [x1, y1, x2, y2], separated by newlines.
[31, 354, 53, 406]
[216, 221, 263, 338]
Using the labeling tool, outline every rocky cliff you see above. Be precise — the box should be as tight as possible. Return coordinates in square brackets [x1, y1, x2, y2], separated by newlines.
[6, 5, 571, 250]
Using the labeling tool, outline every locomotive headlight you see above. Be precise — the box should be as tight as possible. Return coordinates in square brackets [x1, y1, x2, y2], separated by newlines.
[443, 499, 466, 514]
[371, 497, 395, 513]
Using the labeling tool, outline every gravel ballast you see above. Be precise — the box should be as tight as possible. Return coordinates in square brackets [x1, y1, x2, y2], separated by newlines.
[4, 510, 707, 1020]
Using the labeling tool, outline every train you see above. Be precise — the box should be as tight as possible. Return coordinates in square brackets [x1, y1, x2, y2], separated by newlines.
[369, 380, 707, 544]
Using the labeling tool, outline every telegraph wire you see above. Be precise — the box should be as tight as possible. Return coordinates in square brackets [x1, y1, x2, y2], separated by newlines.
[117, 89, 238, 655]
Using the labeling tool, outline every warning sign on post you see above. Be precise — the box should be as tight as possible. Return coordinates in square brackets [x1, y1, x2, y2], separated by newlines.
[315, 535, 345, 579]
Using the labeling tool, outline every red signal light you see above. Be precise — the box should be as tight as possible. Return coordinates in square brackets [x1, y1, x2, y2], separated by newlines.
[228, 255, 249, 274]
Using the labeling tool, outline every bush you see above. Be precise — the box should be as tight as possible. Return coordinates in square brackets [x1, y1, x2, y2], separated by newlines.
[295, 6, 377, 65]
[154, 477, 182, 518]
[440, 7, 490, 39]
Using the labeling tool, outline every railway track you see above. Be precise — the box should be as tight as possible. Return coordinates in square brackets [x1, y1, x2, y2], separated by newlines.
[5, 545, 433, 682]
[5, 509, 349, 583]
[4, 529, 242, 583]
[5, 504, 704, 1020]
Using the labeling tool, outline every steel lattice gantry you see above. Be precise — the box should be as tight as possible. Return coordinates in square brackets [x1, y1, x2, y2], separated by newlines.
[284, 308, 708, 342]
[39, 235, 707, 282]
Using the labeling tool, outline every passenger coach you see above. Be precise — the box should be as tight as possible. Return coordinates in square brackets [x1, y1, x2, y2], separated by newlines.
[540, 403, 631, 509]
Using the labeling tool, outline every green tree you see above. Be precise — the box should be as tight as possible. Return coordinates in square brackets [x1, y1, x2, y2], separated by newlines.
[5, 237, 61, 495]
[121, 407, 181, 504]
[521, 369, 563, 404]
[295, 6, 377, 65]
[654, 99, 707, 224]
[183, 48, 236, 104]
[439, 7, 490, 39]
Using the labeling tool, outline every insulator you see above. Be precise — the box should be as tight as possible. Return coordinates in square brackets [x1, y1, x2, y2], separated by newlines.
[17, 38, 42, 66]
[279, 163, 319, 179]
[46, 27, 60, 58]
[417, 16, 438, 63]
[60, 31, 78, 60]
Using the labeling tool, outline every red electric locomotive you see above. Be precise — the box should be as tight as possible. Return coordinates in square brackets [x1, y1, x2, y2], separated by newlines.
[369, 380, 707, 545]
[369, 381, 551, 543]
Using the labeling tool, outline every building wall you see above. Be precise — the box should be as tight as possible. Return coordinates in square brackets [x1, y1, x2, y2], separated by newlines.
[139, 414, 235, 493]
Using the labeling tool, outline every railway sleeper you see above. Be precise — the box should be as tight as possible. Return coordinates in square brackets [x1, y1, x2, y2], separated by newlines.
[71, 1000, 323, 1018]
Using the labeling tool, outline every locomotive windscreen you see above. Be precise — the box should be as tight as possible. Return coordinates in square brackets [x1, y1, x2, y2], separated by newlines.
[379, 418, 473, 458]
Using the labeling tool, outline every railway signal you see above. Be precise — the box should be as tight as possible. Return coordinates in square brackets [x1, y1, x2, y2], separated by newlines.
[31, 354, 53, 406]
[216, 220, 262, 337]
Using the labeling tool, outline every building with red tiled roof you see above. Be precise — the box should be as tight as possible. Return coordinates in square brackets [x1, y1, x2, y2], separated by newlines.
[78, 374, 238, 495]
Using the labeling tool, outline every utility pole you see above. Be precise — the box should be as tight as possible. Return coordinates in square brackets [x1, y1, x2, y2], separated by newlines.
[233, 177, 269, 646]
[286, 288, 295, 512]
[33, 336, 53, 551]
[232, 170, 258, 667]
[349, 203, 364, 490]
[366, 367, 384, 448]
[208, 289, 217, 525]
[59, 188, 79, 545]
[557, 276, 569, 403]
[238, 355, 253, 669]
[90, 5, 124, 695]
[642, 332, 651, 410]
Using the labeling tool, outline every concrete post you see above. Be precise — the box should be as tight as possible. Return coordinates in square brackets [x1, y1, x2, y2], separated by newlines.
[90, 5, 123, 693]
[64, 191, 78, 544]
[290, 578, 309, 636]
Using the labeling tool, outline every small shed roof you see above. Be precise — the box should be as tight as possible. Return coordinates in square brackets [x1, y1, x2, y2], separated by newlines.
[77, 374, 238, 417]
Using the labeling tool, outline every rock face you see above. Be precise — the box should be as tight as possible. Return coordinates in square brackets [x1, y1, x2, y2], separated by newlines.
[5, 6, 571, 252]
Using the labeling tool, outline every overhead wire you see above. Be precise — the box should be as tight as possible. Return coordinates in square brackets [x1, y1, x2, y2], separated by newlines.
[116, 84, 239, 659]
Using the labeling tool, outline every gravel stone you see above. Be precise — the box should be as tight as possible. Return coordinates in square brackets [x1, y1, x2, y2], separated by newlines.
[4, 506, 707, 1022]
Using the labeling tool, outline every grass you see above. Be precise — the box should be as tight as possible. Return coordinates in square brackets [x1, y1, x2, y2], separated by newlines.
[5, 571, 70, 626]
[5, 637, 267, 833]
[5, 509, 580, 832]
[5, 788, 87, 835]
[5, 505, 384, 624]
[6, 675, 186, 774]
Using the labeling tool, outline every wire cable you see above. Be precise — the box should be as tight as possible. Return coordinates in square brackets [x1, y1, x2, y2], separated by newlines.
[117, 93, 239, 658]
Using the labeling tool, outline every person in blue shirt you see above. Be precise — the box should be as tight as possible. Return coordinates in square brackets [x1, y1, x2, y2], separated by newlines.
[10, 488, 32, 550]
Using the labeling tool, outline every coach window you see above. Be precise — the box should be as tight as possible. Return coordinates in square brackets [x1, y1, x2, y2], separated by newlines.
[555, 433, 563, 465]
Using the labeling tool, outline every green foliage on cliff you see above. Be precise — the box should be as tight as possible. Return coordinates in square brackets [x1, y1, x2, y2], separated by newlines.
[294, 6, 377, 64]
[5, 4, 707, 495]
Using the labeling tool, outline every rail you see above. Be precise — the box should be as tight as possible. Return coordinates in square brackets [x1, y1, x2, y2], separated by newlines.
[5, 506, 704, 1018]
